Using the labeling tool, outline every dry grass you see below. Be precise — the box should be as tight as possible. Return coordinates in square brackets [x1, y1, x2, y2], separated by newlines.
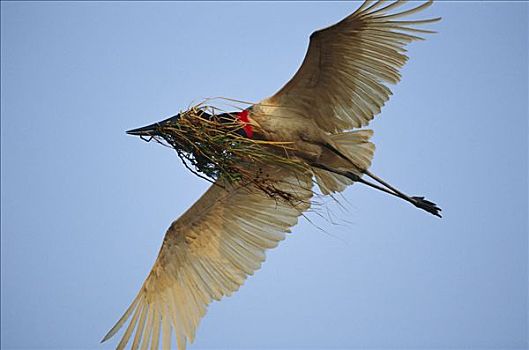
[146, 103, 310, 201]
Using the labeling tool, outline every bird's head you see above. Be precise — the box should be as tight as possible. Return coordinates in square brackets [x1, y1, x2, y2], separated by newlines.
[125, 108, 234, 181]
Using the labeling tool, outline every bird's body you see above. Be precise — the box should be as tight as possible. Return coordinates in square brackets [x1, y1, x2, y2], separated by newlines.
[104, 1, 441, 349]
[251, 102, 328, 160]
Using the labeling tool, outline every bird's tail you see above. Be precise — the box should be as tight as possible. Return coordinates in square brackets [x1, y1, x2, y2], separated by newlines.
[312, 129, 375, 195]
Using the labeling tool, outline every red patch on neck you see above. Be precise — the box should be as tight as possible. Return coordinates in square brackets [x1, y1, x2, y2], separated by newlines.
[236, 110, 254, 138]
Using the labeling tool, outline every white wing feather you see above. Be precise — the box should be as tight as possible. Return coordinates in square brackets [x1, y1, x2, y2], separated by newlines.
[103, 167, 313, 349]
[266, 0, 440, 133]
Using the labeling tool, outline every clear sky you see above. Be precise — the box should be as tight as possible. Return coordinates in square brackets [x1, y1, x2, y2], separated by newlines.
[1, 1, 527, 349]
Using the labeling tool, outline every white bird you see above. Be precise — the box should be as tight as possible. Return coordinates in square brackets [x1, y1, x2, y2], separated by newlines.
[103, 1, 441, 349]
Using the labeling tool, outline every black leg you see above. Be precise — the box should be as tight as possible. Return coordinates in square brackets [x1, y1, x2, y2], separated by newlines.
[311, 163, 442, 217]
[364, 170, 442, 217]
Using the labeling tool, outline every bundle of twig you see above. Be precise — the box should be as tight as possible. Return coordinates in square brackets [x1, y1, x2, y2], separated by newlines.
[148, 104, 309, 200]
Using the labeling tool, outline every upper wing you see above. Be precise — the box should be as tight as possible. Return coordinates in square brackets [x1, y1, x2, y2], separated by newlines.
[267, 0, 440, 133]
[102, 167, 313, 350]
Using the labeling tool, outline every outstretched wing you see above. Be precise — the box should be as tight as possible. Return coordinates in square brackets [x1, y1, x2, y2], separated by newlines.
[102, 167, 313, 350]
[267, 0, 440, 133]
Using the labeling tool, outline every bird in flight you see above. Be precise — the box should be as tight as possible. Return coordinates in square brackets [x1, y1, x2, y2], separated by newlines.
[103, 1, 441, 349]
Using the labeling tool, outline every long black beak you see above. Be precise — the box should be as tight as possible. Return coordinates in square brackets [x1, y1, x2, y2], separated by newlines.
[126, 114, 181, 136]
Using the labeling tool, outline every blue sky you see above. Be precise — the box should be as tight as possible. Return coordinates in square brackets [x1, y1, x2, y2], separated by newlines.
[1, 1, 527, 349]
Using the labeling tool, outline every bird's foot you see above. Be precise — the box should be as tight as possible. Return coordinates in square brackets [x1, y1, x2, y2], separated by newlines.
[411, 196, 442, 218]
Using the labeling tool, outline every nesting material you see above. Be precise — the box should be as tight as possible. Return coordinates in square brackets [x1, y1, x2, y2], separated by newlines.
[146, 104, 310, 201]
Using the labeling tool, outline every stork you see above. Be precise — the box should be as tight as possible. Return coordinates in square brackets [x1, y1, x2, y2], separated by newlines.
[103, 1, 441, 349]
